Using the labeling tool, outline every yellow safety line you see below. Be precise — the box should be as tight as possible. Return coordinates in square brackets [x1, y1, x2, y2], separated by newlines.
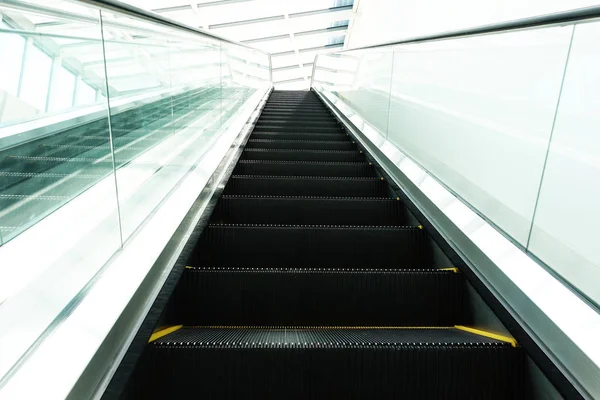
[455, 325, 518, 347]
[439, 267, 459, 273]
[418, 225, 423, 229]
[148, 325, 183, 343]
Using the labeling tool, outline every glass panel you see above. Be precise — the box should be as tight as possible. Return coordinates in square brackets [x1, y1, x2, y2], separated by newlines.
[18, 43, 52, 115]
[47, 65, 76, 111]
[384, 27, 572, 245]
[313, 19, 600, 307]
[529, 21, 600, 305]
[314, 27, 574, 245]
[0, 0, 121, 382]
[325, 49, 393, 138]
[101, 19, 176, 241]
[100, 11, 268, 241]
[0, 0, 270, 387]
[0, 2, 117, 245]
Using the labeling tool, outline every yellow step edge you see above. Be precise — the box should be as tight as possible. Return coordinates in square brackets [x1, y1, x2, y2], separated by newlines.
[439, 267, 459, 273]
[455, 325, 518, 347]
[148, 325, 183, 343]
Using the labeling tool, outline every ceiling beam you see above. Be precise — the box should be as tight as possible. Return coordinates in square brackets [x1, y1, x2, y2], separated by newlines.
[152, 0, 255, 13]
[209, 14, 284, 29]
[271, 43, 344, 57]
[242, 24, 347, 44]
[208, 5, 352, 30]
[299, 43, 343, 54]
[289, 5, 353, 18]
[272, 62, 313, 72]
[242, 33, 289, 44]
[294, 24, 348, 37]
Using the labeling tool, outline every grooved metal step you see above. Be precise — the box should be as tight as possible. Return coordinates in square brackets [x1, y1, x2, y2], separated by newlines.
[223, 175, 389, 197]
[259, 112, 334, 118]
[191, 224, 430, 268]
[174, 267, 464, 326]
[253, 125, 344, 133]
[233, 160, 375, 177]
[246, 139, 355, 151]
[263, 105, 327, 109]
[264, 103, 325, 107]
[212, 196, 405, 225]
[240, 148, 364, 162]
[255, 119, 339, 127]
[260, 110, 333, 117]
[263, 105, 331, 115]
[250, 132, 348, 141]
[134, 327, 523, 399]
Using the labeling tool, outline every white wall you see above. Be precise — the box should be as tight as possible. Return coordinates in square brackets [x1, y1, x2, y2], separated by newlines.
[347, 0, 599, 48]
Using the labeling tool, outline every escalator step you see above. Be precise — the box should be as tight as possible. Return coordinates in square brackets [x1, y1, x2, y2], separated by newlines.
[173, 267, 464, 326]
[191, 224, 431, 268]
[211, 196, 405, 225]
[261, 109, 329, 114]
[260, 111, 333, 117]
[254, 125, 343, 133]
[233, 160, 375, 177]
[265, 101, 323, 104]
[259, 112, 333, 118]
[255, 119, 339, 127]
[223, 176, 388, 197]
[240, 149, 364, 162]
[136, 327, 523, 399]
[263, 104, 326, 109]
[246, 139, 355, 151]
[250, 132, 348, 141]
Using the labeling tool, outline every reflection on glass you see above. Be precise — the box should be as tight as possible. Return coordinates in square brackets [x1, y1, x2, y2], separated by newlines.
[0, 1, 116, 244]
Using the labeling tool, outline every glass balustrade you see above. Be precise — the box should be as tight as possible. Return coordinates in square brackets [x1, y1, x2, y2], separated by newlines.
[312, 18, 600, 307]
[0, 0, 270, 383]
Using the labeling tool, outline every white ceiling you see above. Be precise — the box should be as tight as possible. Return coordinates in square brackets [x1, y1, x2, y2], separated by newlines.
[123, 0, 357, 89]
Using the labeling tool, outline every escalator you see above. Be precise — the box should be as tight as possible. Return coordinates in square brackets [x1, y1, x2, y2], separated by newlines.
[0, 86, 254, 242]
[120, 90, 525, 399]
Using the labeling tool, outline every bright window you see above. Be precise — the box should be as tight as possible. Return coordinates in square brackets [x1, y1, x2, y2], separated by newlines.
[48, 66, 76, 111]
[75, 77, 96, 106]
[0, 25, 26, 97]
[20, 43, 52, 111]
